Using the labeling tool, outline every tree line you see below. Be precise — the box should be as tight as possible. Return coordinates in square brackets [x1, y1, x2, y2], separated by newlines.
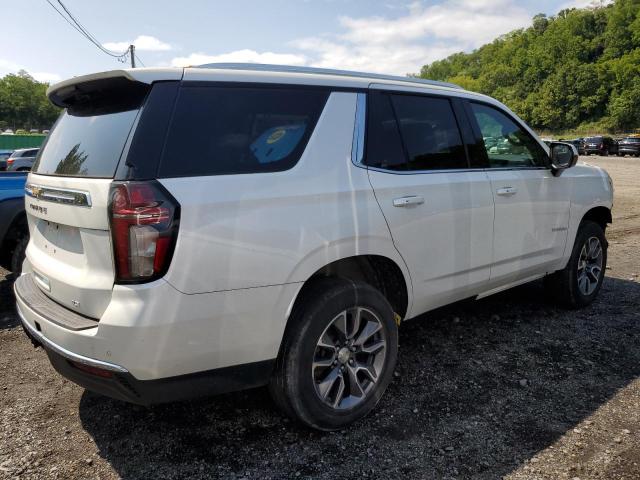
[2, 1, 639, 135]
[0, 71, 60, 132]
[419, 0, 640, 133]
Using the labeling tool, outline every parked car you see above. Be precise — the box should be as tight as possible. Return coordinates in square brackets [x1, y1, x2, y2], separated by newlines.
[1, 129, 14, 135]
[0, 150, 14, 171]
[616, 137, 640, 157]
[560, 138, 585, 155]
[6, 148, 39, 171]
[15, 64, 613, 430]
[0, 171, 28, 274]
[583, 136, 618, 156]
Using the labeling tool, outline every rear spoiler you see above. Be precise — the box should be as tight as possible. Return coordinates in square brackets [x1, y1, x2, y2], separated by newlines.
[47, 68, 184, 113]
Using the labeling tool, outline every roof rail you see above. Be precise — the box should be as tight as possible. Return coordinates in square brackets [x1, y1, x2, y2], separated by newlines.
[196, 63, 462, 89]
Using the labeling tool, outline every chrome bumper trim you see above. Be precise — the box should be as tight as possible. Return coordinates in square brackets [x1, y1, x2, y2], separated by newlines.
[16, 304, 128, 373]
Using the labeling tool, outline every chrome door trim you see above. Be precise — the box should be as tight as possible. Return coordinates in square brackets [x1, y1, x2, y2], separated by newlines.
[25, 183, 92, 207]
[366, 165, 548, 175]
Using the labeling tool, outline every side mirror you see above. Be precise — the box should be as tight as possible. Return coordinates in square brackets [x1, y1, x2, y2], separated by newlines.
[549, 142, 578, 174]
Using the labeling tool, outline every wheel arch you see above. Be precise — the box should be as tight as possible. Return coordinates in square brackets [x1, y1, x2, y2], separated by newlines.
[0, 202, 28, 270]
[280, 254, 412, 348]
[581, 205, 612, 231]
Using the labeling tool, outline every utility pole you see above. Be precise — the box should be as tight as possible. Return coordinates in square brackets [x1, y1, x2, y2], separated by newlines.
[130, 44, 136, 68]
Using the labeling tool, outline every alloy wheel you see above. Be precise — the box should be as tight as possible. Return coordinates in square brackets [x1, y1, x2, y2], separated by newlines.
[577, 236, 603, 296]
[312, 307, 387, 410]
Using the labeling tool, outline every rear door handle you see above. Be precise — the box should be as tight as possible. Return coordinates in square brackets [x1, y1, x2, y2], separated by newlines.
[496, 186, 518, 196]
[393, 195, 425, 207]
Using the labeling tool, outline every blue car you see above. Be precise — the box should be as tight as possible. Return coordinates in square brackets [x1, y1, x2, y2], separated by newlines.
[0, 171, 28, 273]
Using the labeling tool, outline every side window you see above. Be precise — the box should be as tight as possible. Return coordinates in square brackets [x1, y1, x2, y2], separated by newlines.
[470, 102, 546, 168]
[390, 94, 467, 171]
[364, 92, 406, 169]
[365, 92, 468, 171]
[159, 86, 329, 177]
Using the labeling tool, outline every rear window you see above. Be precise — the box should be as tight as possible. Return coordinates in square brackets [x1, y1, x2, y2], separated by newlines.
[33, 110, 139, 177]
[159, 86, 329, 177]
[34, 77, 149, 178]
[623, 137, 640, 143]
[585, 137, 603, 142]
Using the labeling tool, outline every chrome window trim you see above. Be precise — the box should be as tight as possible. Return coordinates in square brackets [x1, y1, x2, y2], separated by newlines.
[25, 183, 92, 208]
[351, 92, 366, 166]
[366, 165, 548, 176]
[16, 304, 128, 373]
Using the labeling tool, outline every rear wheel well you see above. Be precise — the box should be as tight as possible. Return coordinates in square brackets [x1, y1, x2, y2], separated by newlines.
[0, 213, 28, 270]
[582, 206, 612, 231]
[292, 255, 409, 322]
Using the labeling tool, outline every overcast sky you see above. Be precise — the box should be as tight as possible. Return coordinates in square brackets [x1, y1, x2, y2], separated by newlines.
[3, 0, 603, 83]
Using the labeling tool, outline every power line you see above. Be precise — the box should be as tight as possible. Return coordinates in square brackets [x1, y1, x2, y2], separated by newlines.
[134, 53, 146, 67]
[55, 0, 128, 58]
[44, 0, 88, 39]
[44, 0, 138, 66]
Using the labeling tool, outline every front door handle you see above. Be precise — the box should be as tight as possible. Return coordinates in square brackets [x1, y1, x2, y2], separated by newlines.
[393, 195, 425, 207]
[496, 186, 518, 196]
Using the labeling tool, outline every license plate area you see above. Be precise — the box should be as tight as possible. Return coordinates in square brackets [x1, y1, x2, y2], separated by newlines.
[36, 220, 84, 259]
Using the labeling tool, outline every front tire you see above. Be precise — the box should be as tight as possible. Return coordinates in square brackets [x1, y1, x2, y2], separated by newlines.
[546, 221, 607, 308]
[269, 278, 398, 430]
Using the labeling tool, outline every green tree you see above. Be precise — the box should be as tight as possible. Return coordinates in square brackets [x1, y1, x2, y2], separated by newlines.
[419, 0, 640, 133]
[0, 71, 60, 131]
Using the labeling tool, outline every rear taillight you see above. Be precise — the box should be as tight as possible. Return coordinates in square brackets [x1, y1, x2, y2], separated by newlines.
[6, 158, 14, 165]
[109, 181, 180, 283]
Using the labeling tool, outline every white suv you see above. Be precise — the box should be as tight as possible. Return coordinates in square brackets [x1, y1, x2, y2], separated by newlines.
[16, 64, 613, 430]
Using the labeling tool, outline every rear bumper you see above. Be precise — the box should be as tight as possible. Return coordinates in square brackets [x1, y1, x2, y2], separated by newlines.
[583, 148, 604, 154]
[19, 308, 274, 404]
[15, 271, 301, 401]
[618, 147, 640, 155]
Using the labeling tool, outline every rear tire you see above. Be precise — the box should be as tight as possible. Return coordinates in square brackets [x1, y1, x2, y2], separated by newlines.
[545, 221, 607, 309]
[269, 278, 398, 430]
[10, 235, 28, 275]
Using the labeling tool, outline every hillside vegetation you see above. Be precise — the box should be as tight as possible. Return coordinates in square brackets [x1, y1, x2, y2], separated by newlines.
[420, 0, 640, 133]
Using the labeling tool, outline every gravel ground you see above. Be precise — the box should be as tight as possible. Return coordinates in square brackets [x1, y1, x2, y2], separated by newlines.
[1, 156, 639, 480]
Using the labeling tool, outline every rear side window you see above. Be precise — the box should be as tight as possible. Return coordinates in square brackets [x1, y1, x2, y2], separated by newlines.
[365, 92, 406, 169]
[365, 92, 467, 171]
[390, 94, 467, 171]
[159, 86, 329, 177]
